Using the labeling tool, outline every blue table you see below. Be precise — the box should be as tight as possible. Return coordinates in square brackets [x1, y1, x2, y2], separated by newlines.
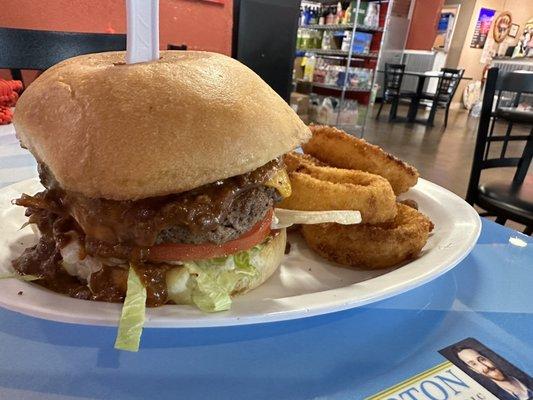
[0, 123, 531, 399]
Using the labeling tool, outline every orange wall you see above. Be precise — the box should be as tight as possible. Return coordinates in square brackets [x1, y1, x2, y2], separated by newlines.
[405, 0, 445, 50]
[0, 0, 232, 80]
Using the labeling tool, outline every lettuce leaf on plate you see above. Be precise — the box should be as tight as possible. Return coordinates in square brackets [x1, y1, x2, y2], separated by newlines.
[114, 266, 146, 352]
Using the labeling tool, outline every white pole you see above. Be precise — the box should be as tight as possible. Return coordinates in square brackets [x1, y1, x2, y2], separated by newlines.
[126, 0, 160, 64]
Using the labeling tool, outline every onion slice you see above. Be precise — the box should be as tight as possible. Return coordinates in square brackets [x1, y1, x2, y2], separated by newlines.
[271, 208, 361, 229]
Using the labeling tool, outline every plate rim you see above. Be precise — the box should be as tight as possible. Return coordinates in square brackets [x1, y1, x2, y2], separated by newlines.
[0, 177, 481, 328]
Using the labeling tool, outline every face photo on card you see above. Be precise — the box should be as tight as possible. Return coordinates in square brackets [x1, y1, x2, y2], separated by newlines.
[439, 338, 533, 400]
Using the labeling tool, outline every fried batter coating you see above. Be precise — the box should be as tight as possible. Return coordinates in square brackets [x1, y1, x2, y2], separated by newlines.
[283, 152, 325, 172]
[301, 204, 433, 269]
[279, 155, 397, 224]
[303, 125, 419, 195]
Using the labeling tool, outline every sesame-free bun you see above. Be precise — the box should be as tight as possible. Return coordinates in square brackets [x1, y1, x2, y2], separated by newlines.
[14, 51, 311, 200]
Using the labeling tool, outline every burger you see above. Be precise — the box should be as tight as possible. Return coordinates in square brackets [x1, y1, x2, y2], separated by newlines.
[11, 51, 311, 314]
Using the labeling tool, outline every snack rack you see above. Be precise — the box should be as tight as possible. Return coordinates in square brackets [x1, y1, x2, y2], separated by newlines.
[293, 0, 392, 136]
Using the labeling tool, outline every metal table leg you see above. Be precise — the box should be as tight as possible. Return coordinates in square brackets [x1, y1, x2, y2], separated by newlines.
[407, 75, 426, 122]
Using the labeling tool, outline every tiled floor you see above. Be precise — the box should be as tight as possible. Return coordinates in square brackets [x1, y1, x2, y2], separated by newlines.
[360, 104, 527, 197]
[356, 104, 530, 232]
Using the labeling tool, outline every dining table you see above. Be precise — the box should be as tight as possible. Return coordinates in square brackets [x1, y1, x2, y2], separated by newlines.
[405, 71, 473, 124]
[0, 121, 532, 399]
[378, 70, 473, 124]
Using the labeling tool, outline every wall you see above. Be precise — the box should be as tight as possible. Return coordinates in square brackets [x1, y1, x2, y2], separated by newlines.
[444, 0, 476, 69]
[452, 0, 533, 102]
[0, 0, 232, 81]
[405, 0, 445, 50]
[500, 0, 533, 38]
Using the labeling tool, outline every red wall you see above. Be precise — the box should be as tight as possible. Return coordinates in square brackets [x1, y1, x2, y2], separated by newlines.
[405, 0, 444, 50]
[0, 0, 233, 81]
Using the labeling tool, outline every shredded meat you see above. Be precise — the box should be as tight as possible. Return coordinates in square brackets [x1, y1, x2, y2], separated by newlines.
[12, 237, 92, 300]
[13, 239, 172, 306]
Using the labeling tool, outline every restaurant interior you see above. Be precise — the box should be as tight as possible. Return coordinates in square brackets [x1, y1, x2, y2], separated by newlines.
[1, 0, 531, 233]
[0, 1, 531, 399]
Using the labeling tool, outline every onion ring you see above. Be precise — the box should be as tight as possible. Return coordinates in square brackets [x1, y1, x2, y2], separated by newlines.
[283, 151, 325, 172]
[301, 203, 434, 269]
[302, 125, 419, 195]
[279, 153, 397, 224]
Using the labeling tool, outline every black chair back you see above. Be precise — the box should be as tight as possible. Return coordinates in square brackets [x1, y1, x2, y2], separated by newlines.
[466, 68, 533, 203]
[167, 44, 188, 50]
[505, 46, 515, 57]
[0, 27, 126, 86]
[435, 68, 463, 103]
[383, 63, 405, 99]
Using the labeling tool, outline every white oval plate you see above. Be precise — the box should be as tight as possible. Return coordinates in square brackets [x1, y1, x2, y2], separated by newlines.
[0, 178, 480, 327]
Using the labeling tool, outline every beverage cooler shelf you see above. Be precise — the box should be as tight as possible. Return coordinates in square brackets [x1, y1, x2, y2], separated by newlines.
[300, 24, 384, 33]
[293, 0, 390, 135]
[297, 49, 378, 58]
[295, 80, 371, 93]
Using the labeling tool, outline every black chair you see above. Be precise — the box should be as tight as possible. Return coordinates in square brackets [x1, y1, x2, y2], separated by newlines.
[421, 68, 464, 127]
[167, 44, 188, 50]
[375, 63, 413, 122]
[466, 67, 533, 235]
[0, 27, 126, 88]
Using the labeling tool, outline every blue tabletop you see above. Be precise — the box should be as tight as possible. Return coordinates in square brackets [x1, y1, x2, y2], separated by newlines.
[0, 123, 531, 399]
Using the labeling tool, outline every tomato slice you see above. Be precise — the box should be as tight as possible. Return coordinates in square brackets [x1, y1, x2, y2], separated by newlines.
[146, 209, 273, 262]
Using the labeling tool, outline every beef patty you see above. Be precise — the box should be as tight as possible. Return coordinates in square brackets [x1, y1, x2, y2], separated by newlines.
[17, 159, 282, 249]
[157, 186, 280, 245]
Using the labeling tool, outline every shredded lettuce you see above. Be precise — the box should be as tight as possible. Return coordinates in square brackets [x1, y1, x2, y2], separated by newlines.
[0, 273, 42, 281]
[183, 245, 262, 313]
[190, 268, 240, 312]
[233, 251, 257, 277]
[114, 266, 147, 352]
[113, 244, 265, 351]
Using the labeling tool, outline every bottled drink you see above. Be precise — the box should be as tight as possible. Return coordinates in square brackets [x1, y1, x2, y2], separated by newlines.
[319, 6, 326, 25]
[324, 7, 332, 25]
[330, 6, 337, 25]
[304, 29, 311, 49]
[321, 31, 332, 50]
[341, 30, 351, 51]
[303, 7, 311, 25]
[364, 3, 380, 28]
[315, 30, 323, 48]
[311, 7, 320, 24]
[326, 7, 335, 25]
[303, 53, 317, 82]
[335, 2, 343, 24]
[343, 3, 352, 24]
[303, 29, 311, 49]
[308, 7, 314, 25]
[309, 30, 316, 49]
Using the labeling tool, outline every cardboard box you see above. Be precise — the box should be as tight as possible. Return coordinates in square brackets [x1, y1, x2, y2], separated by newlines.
[290, 92, 310, 115]
[298, 113, 310, 124]
[295, 80, 313, 95]
[293, 57, 304, 81]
